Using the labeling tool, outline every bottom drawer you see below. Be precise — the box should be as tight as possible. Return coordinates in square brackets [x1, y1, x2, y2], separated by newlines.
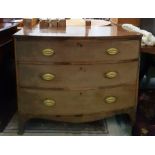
[18, 86, 137, 115]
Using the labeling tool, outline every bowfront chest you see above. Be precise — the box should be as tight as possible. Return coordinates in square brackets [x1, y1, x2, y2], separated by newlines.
[14, 25, 141, 134]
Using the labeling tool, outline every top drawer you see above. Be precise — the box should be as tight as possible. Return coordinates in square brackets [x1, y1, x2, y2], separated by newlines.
[15, 38, 139, 63]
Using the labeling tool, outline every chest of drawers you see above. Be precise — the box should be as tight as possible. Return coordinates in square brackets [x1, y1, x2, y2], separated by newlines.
[14, 25, 141, 134]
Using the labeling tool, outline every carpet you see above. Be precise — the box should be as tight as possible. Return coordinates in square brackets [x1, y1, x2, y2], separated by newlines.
[0, 114, 132, 136]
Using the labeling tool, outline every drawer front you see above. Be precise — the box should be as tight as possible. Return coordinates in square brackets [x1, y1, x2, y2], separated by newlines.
[18, 61, 138, 88]
[15, 39, 139, 62]
[18, 86, 136, 115]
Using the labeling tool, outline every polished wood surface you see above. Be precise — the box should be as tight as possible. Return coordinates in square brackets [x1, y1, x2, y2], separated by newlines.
[14, 24, 141, 39]
[14, 21, 141, 134]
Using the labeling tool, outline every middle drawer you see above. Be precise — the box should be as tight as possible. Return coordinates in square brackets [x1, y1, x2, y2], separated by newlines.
[18, 61, 138, 88]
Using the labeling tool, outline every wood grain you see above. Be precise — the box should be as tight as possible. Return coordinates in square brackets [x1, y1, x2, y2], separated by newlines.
[18, 61, 138, 88]
[15, 39, 139, 63]
[18, 85, 136, 115]
[14, 24, 141, 39]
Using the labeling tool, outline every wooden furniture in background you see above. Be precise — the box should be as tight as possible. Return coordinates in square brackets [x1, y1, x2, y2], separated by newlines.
[141, 46, 155, 54]
[140, 19, 155, 87]
[0, 22, 18, 131]
[111, 18, 140, 26]
[14, 22, 141, 134]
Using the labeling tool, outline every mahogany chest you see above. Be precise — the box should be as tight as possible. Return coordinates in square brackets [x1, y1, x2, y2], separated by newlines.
[14, 24, 141, 134]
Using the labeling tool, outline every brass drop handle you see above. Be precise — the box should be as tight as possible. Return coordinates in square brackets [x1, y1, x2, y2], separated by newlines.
[42, 48, 54, 56]
[105, 71, 118, 79]
[42, 73, 55, 81]
[106, 48, 119, 55]
[105, 96, 117, 104]
[43, 99, 56, 107]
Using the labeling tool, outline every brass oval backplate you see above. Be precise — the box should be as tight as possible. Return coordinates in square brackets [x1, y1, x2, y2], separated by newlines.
[104, 96, 117, 104]
[42, 73, 55, 81]
[105, 71, 118, 79]
[42, 48, 54, 56]
[106, 48, 119, 55]
[43, 99, 56, 107]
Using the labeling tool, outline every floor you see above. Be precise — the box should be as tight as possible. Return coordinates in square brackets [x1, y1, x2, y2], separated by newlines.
[0, 114, 132, 136]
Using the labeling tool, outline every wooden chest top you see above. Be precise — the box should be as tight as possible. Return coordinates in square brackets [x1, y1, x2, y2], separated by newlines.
[14, 24, 141, 39]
